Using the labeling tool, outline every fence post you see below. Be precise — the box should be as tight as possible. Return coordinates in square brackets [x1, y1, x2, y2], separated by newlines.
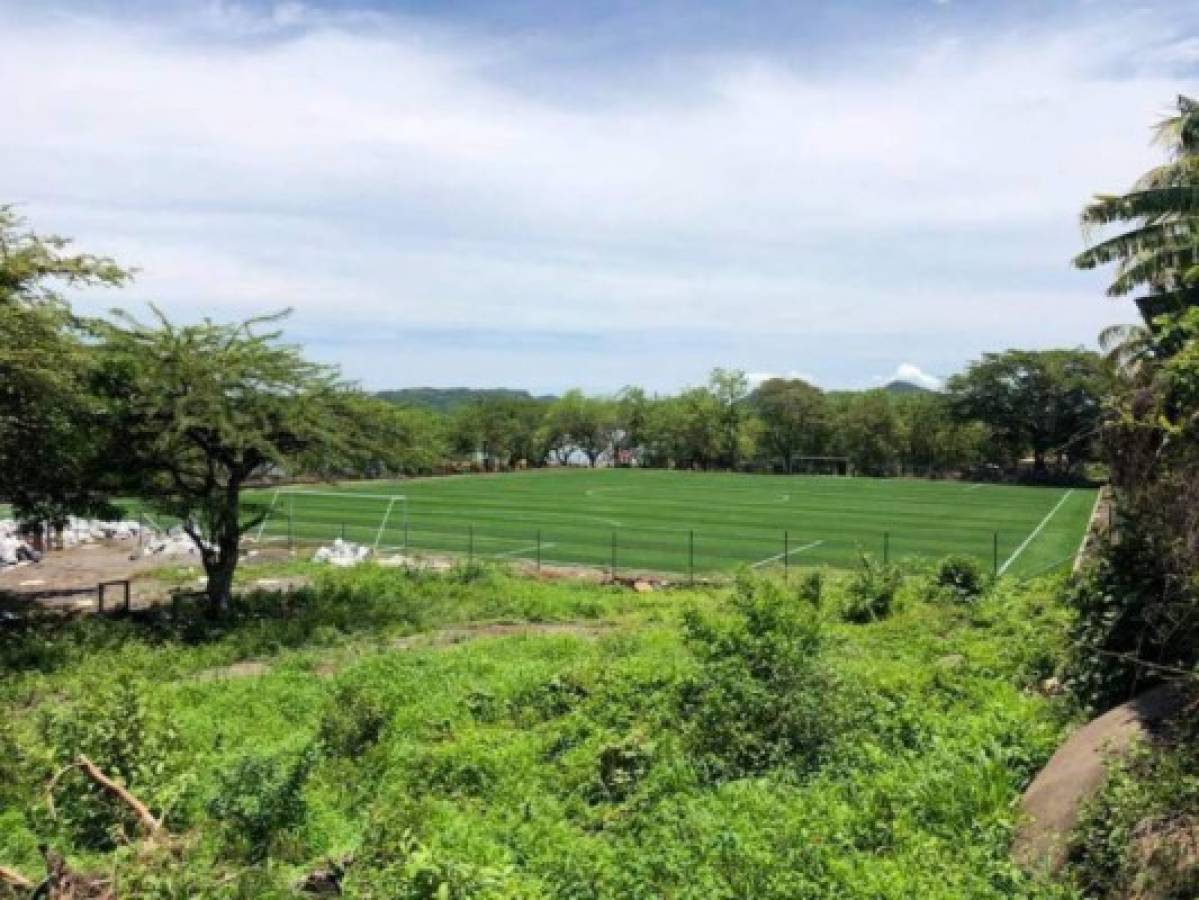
[287, 497, 294, 550]
[404, 520, 409, 553]
[468, 524, 474, 564]
[993, 531, 999, 577]
[784, 530, 790, 583]
[689, 529, 695, 586]
[536, 529, 542, 574]
[341, 522, 346, 541]
[883, 531, 890, 565]
[610, 531, 617, 580]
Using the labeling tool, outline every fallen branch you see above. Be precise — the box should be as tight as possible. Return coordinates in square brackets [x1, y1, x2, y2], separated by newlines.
[0, 865, 34, 890]
[74, 756, 161, 835]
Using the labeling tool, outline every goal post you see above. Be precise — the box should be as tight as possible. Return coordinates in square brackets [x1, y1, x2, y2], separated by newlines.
[248, 490, 408, 549]
[791, 456, 852, 476]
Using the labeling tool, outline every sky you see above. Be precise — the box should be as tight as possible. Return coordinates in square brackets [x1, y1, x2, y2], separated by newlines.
[4, 0, 1198, 394]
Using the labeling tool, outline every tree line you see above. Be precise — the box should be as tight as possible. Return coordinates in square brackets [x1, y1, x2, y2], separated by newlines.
[398, 355, 1111, 480]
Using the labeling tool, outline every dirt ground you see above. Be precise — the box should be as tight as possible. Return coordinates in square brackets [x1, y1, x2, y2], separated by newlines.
[0, 539, 302, 615]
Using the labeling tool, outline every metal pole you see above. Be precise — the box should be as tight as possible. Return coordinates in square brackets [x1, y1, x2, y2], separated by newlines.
[993, 531, 999, 577]
[536, 529, 542, 574]
[610, 531, 617, 580]
[689, 529, 695, 586]
[468, 524, 474, 564]
[287, 497, 294, 550]
[404, 520, 409, 552]
[784, 530, 790, 583]
[341, 522, 346, 541]
[883, 531, 889, 565]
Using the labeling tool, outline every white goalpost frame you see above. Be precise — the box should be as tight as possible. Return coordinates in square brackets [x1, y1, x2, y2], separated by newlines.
[252, 489, 408, 548]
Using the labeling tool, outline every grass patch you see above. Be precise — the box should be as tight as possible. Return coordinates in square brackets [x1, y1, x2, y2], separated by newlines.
[0, 563, 1081, 897]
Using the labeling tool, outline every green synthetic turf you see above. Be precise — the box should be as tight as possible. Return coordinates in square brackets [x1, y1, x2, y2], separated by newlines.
[247, 469, 1097, 578]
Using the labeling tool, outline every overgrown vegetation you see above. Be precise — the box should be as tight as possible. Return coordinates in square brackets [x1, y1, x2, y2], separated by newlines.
[0, 564, 1080, 897]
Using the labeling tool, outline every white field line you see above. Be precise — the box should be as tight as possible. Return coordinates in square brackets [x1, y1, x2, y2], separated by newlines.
[997, 490, 1074, 576]
[750, 540, 825, 569]
[1073, 489, 1105, 572]
[965, 483, 985, 492]
[495, 541, 557, 558]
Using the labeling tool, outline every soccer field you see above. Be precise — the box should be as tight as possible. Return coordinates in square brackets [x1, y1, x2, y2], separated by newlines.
[248, 469, 1098, 579]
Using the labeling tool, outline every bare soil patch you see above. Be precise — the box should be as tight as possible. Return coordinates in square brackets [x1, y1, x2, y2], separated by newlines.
[0, 541, 303, 616]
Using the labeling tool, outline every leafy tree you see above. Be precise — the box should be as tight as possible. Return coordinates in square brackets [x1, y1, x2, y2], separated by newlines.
[946, 349, 1109, 473]
[450, 394, 547, 470]
[94, 308, 383, 614]
[708, 368, 751, 469]
[543, 390, 617, 467]
[0, 206, 129, 523]
[613, 386, 650, 465]
[1074, 95, 1199, 323]
[752, 377, 828, 473]
[839, 390, 899, 476]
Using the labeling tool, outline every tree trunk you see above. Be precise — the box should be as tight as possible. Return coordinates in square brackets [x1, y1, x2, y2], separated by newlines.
[201, 485, 243, 616]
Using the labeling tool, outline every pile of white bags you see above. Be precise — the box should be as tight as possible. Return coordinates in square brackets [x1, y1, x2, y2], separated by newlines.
[312, 539, 370, 567]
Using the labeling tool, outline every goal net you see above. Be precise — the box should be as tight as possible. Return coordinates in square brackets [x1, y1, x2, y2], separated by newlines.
[791, 456, 851, 476]
[250, 490, 408, 550]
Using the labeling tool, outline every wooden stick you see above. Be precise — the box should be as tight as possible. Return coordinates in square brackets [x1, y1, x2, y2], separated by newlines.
[76, 754, 162, 834]
[0, 864, 34, 889]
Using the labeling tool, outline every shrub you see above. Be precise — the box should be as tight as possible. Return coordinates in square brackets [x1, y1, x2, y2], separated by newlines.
[933, 554, 988, 602]
[317, 680, 393, 758]
[843, 554, 902, 622]
[39, 683, 182, 849]
[797, 570, 825, 608]
[592, 733, 655, 802]
[679, 572, 842, 780]
[206, 745, 316, 861]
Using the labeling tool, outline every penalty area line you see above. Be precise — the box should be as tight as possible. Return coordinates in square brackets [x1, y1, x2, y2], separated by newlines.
[750, 540, 825, 569]
[495, 541, 557, 558]
[997, 490, 1074, 576]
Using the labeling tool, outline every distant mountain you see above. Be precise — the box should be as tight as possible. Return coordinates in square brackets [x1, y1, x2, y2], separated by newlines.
[882, 380, 932, 394]
[376, 387, 554, 413]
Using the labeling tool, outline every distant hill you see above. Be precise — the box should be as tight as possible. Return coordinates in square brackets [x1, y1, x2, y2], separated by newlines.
[376, 387, 554, 413]
[882, 380, 933, 394]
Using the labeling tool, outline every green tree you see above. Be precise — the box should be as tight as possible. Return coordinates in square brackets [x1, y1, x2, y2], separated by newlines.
[450, 395, 547, 470]
[751, 377, 828, 473]
[94, 308, 382, 614]
[839, 391, 900, 476]
[708, 368, 751, 469]
[1074, 95, 1199, 323]
[0, 206, 129, 523]
[543, 390, 617, 467]
[947, 349, 1109, 473]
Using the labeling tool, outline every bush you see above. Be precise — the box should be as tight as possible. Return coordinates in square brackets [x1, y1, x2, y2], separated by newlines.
[39, 683, 182, 849]
[679, 572, 842, 781]
[207, 745, 316, 861]
[317, 680, 394, 758]
[843, 554, 902, 623]
[933, 555, 988, 602]
[797, 570, 825, 608]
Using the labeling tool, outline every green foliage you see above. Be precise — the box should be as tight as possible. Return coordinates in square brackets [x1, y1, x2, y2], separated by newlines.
[317, 680, 395, 759]
[843, 553, 902, 622]
[1068, 728, 1199, 898]
[933, 554, 988, 602]
[207, 745, 316, 861]
[797, 569, 825, 608]
[0, 206, 129, 523]
[38, 683, 183, 849]
[679, 572, 842, 780]
[0, 564, 1076, 897]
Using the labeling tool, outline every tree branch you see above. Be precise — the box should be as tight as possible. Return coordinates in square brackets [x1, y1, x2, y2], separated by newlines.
[74, 755, 162, 834]
[0, 865, 34, 890]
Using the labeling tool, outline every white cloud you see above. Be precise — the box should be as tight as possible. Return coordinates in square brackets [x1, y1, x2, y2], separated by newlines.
[0, 3, 1191, 389]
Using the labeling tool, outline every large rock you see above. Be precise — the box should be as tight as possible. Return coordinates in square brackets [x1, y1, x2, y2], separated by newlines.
[1013, 684, 1187, 873]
